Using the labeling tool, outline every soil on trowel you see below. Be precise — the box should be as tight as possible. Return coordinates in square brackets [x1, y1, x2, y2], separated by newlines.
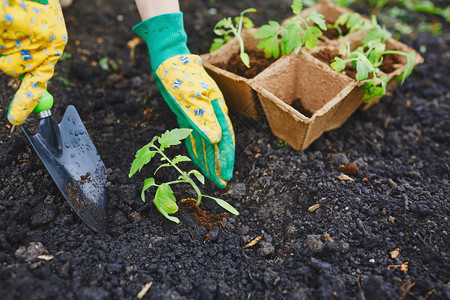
[215, 49, 276, 79]
[290, 98, 314, 118]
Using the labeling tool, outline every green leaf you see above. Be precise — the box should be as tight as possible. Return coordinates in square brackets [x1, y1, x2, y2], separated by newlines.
[330, 57, 346, 72]
[254, 21, 280, 40]
[308, 11, 327, 31]
[281, 22, 302, 55]
[346, 12, 361, 29]
[291, 0, 303, 15]
[304, 33, 319, 50]
[368, 43, 386, 63]
[98, 57, 109, 71]
[400, 51, 416, 84]
[241, 8, 257, 15]
[335, 12, 351, 26]
[240, 52, 250, 68]
[336, 0, 355, 7]
[154, 162, 172, 175]
[214, 18, 233, 32]
[172, 155, 191, 165]
[158, 128, 192, 150]
[364, 25, 391, 45]
[354, 54, 374, 81]
[153, 183, 180, 223]
[379, 75, 390, 94]
[141, 177, 157, 202]
[210, 38, 226, 52]
[129, 147, 157, 178]
[257, 35, 280, 58]
[203, 195, 239, 215]
[242, 16, 255, 29]
[189, 170, 205, 185]
[213, 28, 228, 36]
[304, 26, 322, 50]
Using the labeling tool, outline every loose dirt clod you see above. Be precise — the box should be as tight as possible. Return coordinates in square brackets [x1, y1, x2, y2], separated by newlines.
[181, 199, 228, 230]
[338, 163, 358, 176]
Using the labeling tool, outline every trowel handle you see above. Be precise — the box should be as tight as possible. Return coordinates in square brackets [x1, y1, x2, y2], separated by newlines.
[33, 91, 54, 118]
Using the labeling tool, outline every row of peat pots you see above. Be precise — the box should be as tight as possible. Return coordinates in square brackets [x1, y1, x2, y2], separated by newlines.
[201, 1, 423, 150]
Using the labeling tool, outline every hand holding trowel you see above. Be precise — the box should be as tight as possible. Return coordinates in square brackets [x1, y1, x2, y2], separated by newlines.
[1, 0, 108, 233]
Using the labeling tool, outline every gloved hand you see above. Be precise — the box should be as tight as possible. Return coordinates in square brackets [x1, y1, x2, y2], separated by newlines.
[133, 12, 235, 188]
[0, 0, 68, 125]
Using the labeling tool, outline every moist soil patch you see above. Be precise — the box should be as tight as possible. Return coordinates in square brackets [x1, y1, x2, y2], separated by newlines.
[0, 1, 449, 299]
[214, 49, 276, 79]
[180, 198, 228, 231]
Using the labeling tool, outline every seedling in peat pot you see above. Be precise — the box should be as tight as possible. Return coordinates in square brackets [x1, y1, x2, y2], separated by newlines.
[329, 12, 372, 38]
[129, 128, 239, 223]
[210, 8, 257, 67]
[331, 15, 416, 102]
[254, 0, 327, 58]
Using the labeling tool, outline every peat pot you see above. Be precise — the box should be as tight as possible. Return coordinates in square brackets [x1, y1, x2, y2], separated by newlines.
[202, 1, 423, 150]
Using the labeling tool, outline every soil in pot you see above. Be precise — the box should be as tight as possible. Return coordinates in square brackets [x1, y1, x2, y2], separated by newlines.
[314, 47, 408, 79]
[313, 48, 357, 79]
[322, 24, 349, 40]
[290, 98, 314, 118]
[379, 53, 404, 74]
[214, 49, 276, 79]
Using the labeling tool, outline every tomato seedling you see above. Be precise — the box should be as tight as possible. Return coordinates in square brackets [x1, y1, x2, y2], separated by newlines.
[329, 12, 372, 38]
[129, 128, 239, 224]
[210, 8, 257, 67]
[331, 15, 416, 102]
[254, 0, 326, 58]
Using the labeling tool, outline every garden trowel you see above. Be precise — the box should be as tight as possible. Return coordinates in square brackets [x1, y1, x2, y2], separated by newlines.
[21, 91, 108, 234]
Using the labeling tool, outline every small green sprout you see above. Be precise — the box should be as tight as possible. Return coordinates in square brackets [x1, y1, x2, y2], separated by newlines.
[59, 52, 72, 61]
[254, 0, 326, 58]
[210, 8, 257, 68]
[98, 57, 119, 72]
[57, 76, 72, 87]
[278, 139, 286, 147]
[129, 128, 239, 224]
[331, 12, 372, 37]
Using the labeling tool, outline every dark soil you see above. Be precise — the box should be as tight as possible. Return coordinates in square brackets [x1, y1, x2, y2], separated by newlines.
[322, 24, 350, 40]
[313, 48, 358, 79]
[379, 53, 404, 74]
[215, 49, 277, 79]
[290, 98, 314, 118]
[1, 1, 449, 299]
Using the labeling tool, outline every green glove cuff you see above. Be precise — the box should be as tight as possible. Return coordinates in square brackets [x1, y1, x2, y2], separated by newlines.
[132, 12, 190, 71]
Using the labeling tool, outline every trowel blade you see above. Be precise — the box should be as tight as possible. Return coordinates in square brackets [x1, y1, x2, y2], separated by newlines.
[22, 105, 108, 234]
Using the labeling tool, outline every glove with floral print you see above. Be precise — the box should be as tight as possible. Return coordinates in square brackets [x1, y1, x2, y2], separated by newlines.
[133, 12, 235, 188]
[0, 0, 67, 125]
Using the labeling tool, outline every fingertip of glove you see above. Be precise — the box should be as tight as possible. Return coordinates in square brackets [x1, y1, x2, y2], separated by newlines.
[214, 178, 227, 189]
[7, 115, 24, 126]
[221, 169, 233, 182]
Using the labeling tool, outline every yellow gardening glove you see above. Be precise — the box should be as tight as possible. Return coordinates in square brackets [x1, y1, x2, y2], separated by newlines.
[133, 13, 235, 188]
[0, 0, 68, 125]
